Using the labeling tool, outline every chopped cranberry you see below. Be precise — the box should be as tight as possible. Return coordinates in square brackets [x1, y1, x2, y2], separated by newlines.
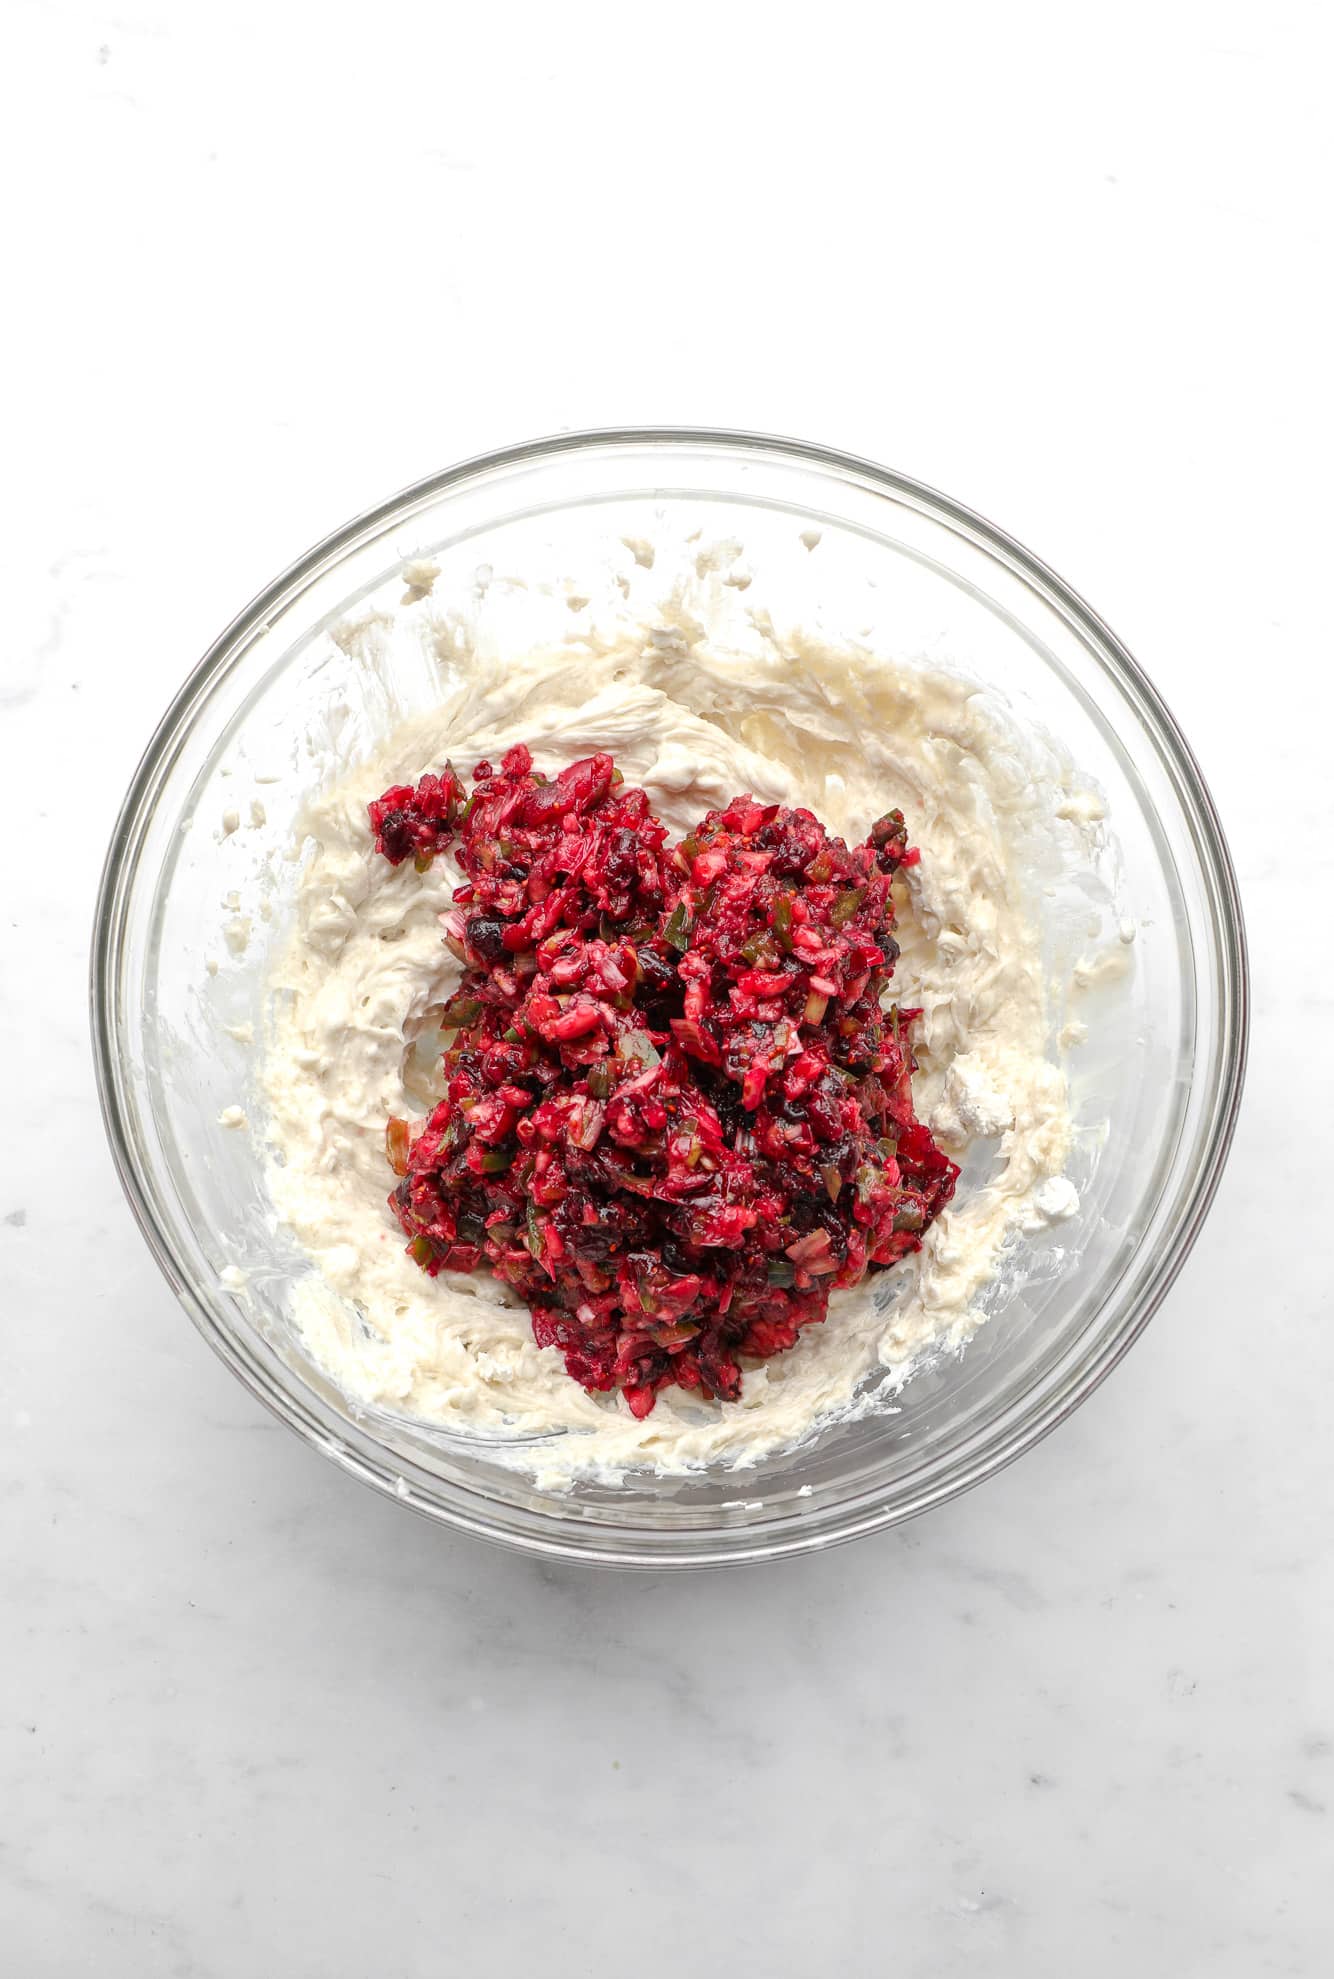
[368, 766, 466, 867]
[368, 750, 957, 1417]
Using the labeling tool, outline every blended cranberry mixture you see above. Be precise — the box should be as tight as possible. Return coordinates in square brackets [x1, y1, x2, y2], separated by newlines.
[369, 747, 957, 1418]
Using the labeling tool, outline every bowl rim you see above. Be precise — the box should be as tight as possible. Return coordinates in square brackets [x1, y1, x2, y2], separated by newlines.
[90, 425, 1249, 1567]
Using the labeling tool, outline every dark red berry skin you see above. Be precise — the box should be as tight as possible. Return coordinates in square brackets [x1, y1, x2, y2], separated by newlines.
[369, 751, 957, 1417]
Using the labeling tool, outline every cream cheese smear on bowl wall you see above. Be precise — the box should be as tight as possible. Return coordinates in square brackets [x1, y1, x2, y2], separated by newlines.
[241, 524, 1121, 1489]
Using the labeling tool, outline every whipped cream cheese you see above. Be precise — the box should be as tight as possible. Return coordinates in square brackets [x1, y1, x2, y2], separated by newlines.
[261, 602, 1092, 1484]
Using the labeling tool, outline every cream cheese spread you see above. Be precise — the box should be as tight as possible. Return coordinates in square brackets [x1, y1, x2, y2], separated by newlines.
[261, 607, 1089, 1483]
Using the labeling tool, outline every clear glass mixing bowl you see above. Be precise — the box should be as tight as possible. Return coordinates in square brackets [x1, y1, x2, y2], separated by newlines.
[91, 430, 1247, 1567]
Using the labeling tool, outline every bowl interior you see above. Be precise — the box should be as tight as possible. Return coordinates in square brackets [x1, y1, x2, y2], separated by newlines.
[94, 434, 1244, 1563]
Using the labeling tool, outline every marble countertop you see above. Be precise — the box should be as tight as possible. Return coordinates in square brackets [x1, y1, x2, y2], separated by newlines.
[4, 3, 1330, 1973]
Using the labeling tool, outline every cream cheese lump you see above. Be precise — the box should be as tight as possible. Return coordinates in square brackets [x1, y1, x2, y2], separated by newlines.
[261, 602, 1091, 1485]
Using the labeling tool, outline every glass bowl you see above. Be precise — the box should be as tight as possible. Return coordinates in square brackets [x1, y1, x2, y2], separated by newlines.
[91, 429, 1247, 1567]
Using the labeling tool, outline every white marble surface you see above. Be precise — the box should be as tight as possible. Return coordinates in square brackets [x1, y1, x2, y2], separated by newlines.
[4, 3, 1331, 1972]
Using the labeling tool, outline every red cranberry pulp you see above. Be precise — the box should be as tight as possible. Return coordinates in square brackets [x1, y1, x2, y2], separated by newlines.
[370, 746, 958, 1419]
